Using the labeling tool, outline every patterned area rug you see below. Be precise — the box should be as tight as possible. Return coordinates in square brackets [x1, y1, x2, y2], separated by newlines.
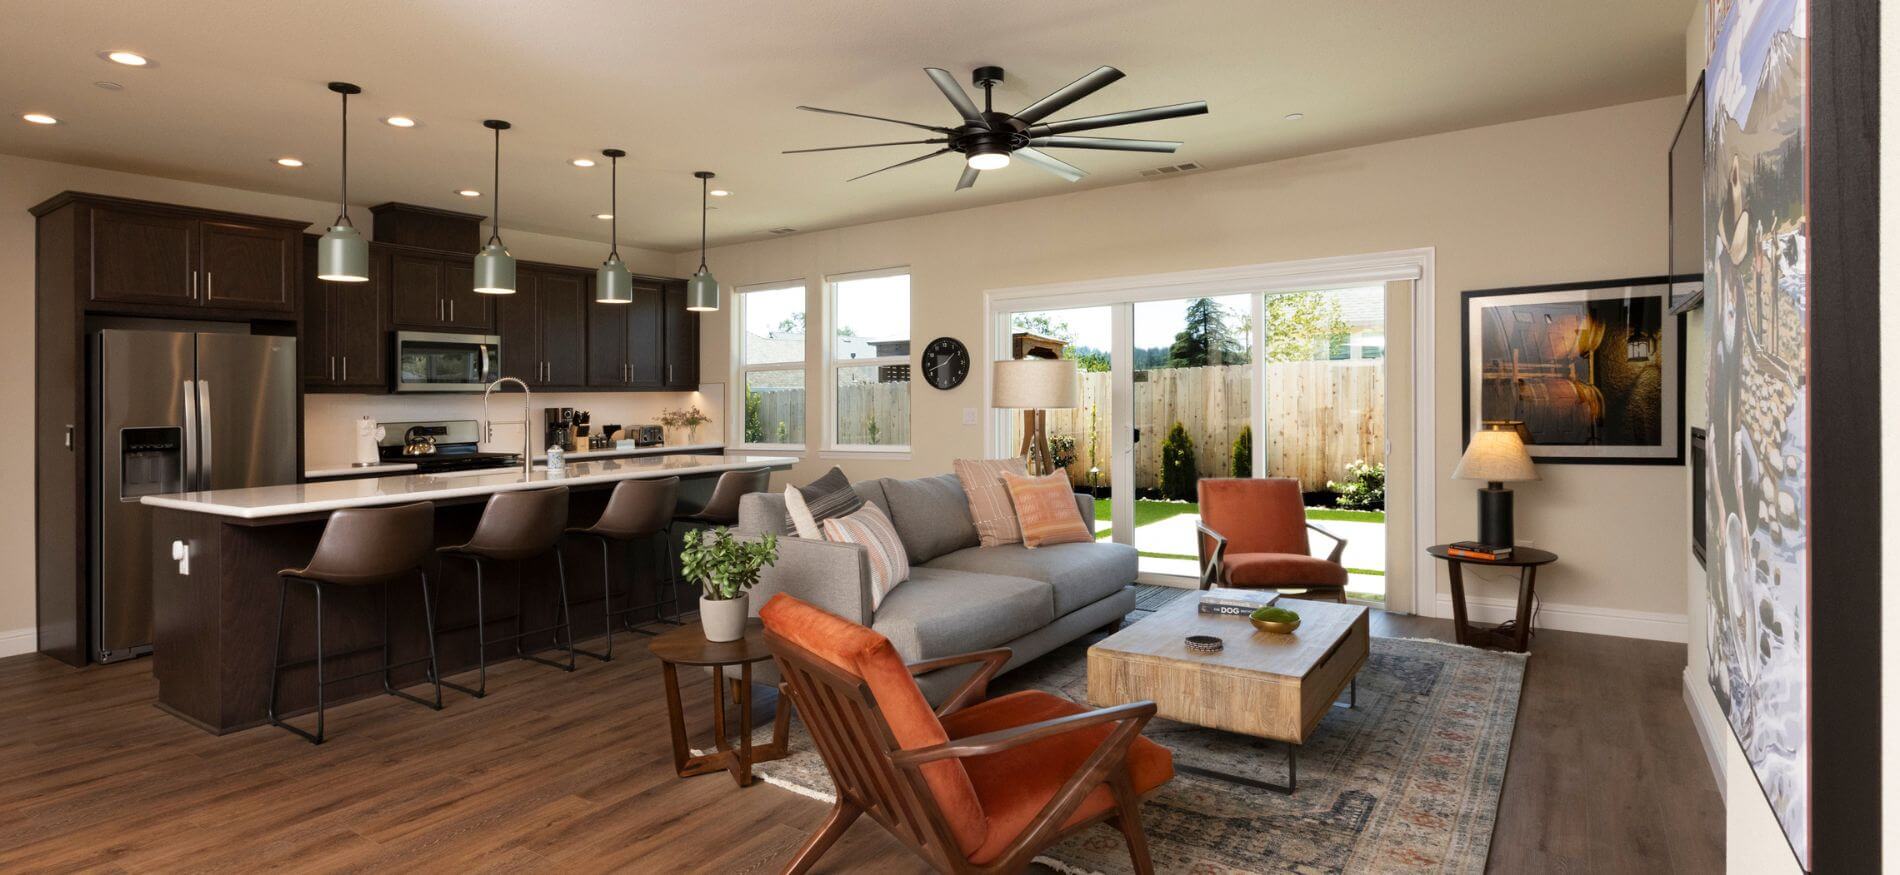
[746, 588, 1528, 874]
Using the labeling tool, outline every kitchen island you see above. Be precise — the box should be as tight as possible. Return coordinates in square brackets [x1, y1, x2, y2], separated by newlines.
[139, 454, 795, 734]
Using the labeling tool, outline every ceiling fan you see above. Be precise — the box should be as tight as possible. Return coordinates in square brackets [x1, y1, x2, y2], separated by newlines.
[785, 65, 1208, 190]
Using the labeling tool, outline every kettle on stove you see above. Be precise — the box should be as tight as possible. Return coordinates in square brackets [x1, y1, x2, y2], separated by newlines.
[403, 425, 440, 456]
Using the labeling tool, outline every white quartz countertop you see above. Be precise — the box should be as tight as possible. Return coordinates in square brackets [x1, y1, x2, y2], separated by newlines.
[304, 461, 420, 479]
[532, 442, 724, 464]
[142, 454, 795, 520]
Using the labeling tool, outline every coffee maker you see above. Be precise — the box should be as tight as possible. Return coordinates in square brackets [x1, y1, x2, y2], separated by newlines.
[543, 407, 575, 452]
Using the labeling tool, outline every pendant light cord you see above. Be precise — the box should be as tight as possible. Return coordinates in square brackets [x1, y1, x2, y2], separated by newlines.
[488, 125, 502, 247]
[335, 90, 353, 228]
[609, 155, 620, 260]
[698, 175, 709, 272]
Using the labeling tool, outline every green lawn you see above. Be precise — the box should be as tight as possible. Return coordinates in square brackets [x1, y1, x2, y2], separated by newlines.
[1091, 498, 1386, 580]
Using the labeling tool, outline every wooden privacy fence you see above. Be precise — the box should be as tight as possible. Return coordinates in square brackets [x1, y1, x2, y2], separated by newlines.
[750, 382, 912, 446]
[1042, 362, 1384, 492]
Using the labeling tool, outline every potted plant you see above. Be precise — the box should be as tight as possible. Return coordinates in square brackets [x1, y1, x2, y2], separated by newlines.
[679, 527, 778, 642]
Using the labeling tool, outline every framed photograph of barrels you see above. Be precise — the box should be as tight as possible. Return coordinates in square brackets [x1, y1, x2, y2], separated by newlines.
[1460, 277, 1684, 464]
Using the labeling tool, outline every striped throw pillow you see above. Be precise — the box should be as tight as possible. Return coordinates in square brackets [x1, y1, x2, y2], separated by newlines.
[821, 503, 910, 610]
[784, 466, 864, 538]
[1001, 471, 1093, 548]
[954, 457, 1027, 547]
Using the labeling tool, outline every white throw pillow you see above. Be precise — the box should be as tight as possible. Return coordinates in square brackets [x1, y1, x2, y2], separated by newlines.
[820, 503, 911, 611]
[784, 485, 822, 539]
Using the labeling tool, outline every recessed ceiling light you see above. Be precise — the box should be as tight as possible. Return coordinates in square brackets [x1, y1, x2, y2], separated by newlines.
[594, 213, 614, 220]
[275, 157, 304, 167]
[1283, 112, 1305, 121]
[570, 158, 595, 168]
[383, 116, 417, 128]
[100, 50, 150, 67]
[94, 81, 123, 91]
[22, 113, 59, 125]
[456, 189, 481, 197]
[709, 189, 731, 197]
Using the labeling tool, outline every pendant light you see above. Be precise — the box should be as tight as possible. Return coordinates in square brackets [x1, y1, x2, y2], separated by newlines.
[315, 82, 368, 282]
[472, 119, 516, 294]
[686, 170, 720, 311]
[595, 148, 633, 303]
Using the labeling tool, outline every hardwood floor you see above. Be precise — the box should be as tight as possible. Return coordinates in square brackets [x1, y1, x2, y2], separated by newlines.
[0, 609, 1722, 873]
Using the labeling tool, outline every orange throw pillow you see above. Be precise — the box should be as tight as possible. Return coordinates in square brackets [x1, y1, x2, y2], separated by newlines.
[954, 457, 1028, 547]
[1001, 471, 1093, 548]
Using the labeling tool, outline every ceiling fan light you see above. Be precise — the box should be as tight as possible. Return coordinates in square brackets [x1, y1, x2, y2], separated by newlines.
[316, 224, 369, 282]
[473, 240, 516, 294]
[967, 148, 1011, 171]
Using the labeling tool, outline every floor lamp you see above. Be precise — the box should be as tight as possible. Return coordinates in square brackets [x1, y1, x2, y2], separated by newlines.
[993, 358, 1078, 475]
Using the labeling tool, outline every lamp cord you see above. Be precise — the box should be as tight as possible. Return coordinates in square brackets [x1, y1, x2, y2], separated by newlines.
[488, 126, 502, 247]
[608, 154, 619, 260]
[335, 90, 352, 228]
[698, 175, 709, 272]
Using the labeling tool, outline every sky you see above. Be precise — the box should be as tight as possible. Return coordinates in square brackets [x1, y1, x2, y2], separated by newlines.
[740, 275, 911, 352]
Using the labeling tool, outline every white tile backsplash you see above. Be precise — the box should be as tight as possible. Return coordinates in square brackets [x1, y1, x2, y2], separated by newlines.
[304, 384, 725, 468]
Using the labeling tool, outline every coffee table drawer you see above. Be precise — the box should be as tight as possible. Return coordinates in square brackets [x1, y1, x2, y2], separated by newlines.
[1297, 612, 1368, 738]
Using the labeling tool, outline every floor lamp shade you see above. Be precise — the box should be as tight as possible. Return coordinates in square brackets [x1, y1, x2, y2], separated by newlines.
[316, 224, 368, 282]
[992, 358, 1079, 409]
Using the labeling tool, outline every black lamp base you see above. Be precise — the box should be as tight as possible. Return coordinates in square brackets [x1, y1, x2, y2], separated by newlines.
[1477, 484, 1514, 549]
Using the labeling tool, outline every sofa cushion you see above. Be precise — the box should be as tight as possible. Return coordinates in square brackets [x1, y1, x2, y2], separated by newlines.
[784, 466, 864, 538]
[924, 541, 1137, 617]
[880, 474, 979, 563]
[954, 457, 1027, 547]
[821, 503, 910, 610]
[872, 567, 1054, 662]
[1222, 552, 1349, 587]
[1000, 471, 1093, 548]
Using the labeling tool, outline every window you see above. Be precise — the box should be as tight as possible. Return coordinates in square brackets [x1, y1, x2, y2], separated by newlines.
[734, 282, 808, 448]
[826, 268, 911, 451]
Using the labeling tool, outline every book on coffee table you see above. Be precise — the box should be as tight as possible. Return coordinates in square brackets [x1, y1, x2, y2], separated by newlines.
[1198, 587, 1282, 615]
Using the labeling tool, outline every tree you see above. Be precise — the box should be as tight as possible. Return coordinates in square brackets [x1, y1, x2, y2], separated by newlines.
[775, 312, 806, 335]
[1231, 425, 1252, 478]
[1263, 292, 1350, 363]
[1012, 313, 1074, 342]
[1160, 422, 1198, 501]
[743, 389, 764, 443]
[1167, 298, 1247, 367]
[1071, 347, 1111, 373]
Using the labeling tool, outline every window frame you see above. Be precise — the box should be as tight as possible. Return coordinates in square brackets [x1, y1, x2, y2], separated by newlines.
[732, 279, 811, 452]
[823, 266, 913, 453]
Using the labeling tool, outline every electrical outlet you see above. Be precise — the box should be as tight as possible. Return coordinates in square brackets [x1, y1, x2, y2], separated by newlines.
[962, 408, 977, 426]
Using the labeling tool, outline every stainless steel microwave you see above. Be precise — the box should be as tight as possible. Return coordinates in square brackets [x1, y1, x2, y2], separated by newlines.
[393, 331, 501, 393]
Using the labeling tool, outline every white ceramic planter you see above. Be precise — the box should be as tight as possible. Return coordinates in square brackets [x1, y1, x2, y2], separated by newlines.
[700, 593, 750, 642]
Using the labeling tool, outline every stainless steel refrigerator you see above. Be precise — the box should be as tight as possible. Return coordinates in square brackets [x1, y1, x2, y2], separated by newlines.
[90, 329, 298, 663]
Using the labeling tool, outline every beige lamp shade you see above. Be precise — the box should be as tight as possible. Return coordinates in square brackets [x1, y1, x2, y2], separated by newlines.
[991, 358, 1078, 409]
[1453, 427, 1540, 482]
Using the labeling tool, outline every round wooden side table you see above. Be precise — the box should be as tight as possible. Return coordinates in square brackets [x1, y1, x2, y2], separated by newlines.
[648, 619, 792, 787]
[1425, 545, 1559, 653]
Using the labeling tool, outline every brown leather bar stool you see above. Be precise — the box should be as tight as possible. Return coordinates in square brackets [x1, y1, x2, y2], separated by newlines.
[434, 486, 575, 698]
[673, 467, 772, 529]
[268, 501, 441, 745]
[565, 475, 681, 660]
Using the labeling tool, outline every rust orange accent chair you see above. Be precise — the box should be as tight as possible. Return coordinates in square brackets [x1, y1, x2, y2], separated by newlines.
[759, 593, 1173, 875]
[1196, 477, 1350, 602]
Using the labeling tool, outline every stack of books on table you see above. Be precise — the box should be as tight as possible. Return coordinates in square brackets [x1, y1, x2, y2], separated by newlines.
[1198, 588, 1282, 615]
[1447, 541, 1513, 560]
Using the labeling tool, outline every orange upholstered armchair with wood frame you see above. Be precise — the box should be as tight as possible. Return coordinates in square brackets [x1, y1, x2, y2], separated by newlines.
[759, 593, 1174, 875]
[1196, 477, 1350, 602]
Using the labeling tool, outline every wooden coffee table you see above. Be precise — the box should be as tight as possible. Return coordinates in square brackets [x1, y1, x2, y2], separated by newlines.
[1086, 590, 1368, 793]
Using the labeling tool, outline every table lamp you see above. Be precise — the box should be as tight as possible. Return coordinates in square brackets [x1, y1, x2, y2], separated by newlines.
[1453, 423, 1539, 548]
[992, 358, 1078, 475]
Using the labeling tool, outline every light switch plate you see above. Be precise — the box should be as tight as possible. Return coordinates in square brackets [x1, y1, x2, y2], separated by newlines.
[962, 408, 977, 426]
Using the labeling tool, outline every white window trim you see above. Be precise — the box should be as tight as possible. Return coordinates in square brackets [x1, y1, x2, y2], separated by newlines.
[824, 266, 913, 453]
[731, 279, 810, 451]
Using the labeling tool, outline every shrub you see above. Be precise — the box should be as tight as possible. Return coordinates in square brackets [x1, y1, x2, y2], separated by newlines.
[866, 416, 881, 445]
[1230, 425, 1253, 478]
[1049, 434, 1077, 471]
[1159, 422, 1198, 501]
[1327, 459, 1386, 510]
[743, 390, 763, 444]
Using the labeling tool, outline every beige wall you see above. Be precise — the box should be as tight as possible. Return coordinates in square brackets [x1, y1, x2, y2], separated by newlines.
[683, 96, 1689, 631]
[0, 151, 674, 647]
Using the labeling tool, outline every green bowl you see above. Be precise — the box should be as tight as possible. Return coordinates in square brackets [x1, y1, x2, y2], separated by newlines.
[1249, 606, 1301, 634]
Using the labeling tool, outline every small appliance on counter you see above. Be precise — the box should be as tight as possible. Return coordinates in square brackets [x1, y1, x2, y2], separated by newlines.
[354, 416, 385, 467]
[543, 407, 576, 452]
[377, 419, 522, 474]
[589, 425, 619, 450]
[634, 424, 666, 448]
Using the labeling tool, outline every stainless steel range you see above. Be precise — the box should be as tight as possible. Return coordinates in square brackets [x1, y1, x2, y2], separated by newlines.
[377, 419, 522, 474]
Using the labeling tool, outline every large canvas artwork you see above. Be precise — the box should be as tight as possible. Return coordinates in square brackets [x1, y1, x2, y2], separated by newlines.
[1704, 0, 1809, 868]
[1461, 278, 1683, 464]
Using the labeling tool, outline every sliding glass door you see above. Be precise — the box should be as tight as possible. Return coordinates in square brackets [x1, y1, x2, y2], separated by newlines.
[1003, 306, 1115, 540]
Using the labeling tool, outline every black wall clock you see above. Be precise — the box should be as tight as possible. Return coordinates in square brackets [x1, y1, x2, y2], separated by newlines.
[921, 336, 970, 390]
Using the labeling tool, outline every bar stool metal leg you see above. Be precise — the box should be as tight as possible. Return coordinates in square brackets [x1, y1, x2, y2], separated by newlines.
[520, 549, 578, 672]
[437, 555, 491, 699]
[380, 577, 444, 711]
[574, 535, 618, 661]
[268, 579, 327, 745]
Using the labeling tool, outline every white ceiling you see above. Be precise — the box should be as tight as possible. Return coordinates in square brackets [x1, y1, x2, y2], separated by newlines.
[1, 0, 1692, 251]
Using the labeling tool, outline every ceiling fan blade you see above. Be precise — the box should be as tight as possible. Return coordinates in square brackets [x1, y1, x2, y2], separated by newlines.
[796, 105, 953, 134]
[784, 139, 948, 154]
[1013, 147, 1086, 182]
[1028, 136, 1181, 153]
[956, 165, 980, 190]
[1012, 66, 1125, 125]
[1026, 101, 1209, 137]
[848, 148, 953, 181]
[925, 68, 989, 128]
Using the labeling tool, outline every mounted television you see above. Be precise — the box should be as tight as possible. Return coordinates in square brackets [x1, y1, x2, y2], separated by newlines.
[1668, 73, 1706, 314]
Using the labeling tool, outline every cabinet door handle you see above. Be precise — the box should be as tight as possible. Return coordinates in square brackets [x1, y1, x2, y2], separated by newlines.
[448, 300, 455, 322]
[191, 270, 198, 299]
[329, 355, 336, 381]
[64, 424, 74, 450]
[206, 272, 213, 297]
[341, 357, 349, 382]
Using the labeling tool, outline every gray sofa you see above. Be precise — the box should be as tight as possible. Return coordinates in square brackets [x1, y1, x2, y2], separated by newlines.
[736, 473, 1138, 702]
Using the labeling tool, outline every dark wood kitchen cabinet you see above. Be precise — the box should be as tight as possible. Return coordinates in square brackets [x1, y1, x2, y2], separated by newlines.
[388, 250, 493, 332]
[63, 194, 304, 316]
[497, 265, 590, 388]
[301, 235, 388, 391]
[662, 281, 699, 390]
[587, 276, 666, 388]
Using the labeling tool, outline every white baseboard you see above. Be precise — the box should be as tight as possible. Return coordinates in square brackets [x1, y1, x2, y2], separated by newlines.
[1681, 667, 1728, 802]
[0, 626, 37, 659]
[1432, 594, 1686, 643]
